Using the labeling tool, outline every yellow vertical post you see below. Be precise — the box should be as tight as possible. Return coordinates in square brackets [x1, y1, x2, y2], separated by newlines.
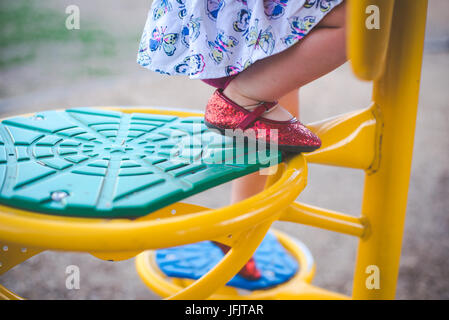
[347, 0, 395, 81]
[352, 0, 428, 299]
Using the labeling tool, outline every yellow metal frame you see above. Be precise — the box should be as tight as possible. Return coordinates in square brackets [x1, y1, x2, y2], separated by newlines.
[0, 0, 427, 300]
[0, 129, 310, 300]
[135, 229, 348, 300]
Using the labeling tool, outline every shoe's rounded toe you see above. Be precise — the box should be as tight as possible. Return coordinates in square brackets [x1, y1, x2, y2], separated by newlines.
[273, 121, 321, 152]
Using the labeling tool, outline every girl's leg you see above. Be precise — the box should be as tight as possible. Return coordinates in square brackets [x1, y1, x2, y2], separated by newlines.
[229, 1, 347, 203]
[230, 89, 299, 203]
[220, 89, 300, 279]
[223, 1, 347, 121]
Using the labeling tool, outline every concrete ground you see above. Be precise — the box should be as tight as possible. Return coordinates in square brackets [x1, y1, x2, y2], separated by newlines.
[0, 0, 448, 299]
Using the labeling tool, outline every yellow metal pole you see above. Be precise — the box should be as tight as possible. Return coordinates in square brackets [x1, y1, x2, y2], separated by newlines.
[347, 0, 395, 81]
[352, 0, 428, 299]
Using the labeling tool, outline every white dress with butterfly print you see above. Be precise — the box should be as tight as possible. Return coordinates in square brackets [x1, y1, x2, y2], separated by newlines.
[137, 0, 343, 79]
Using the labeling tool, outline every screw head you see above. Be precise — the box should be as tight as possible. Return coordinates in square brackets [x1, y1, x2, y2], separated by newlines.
[51, 191, 69, 202]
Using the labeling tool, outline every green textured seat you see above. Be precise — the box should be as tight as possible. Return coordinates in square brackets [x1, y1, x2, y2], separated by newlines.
[0, 108, 281, 218]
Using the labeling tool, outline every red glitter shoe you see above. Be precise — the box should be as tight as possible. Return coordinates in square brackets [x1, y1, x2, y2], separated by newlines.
[204, 89, 321, 153]
[212, 241, 261, 281]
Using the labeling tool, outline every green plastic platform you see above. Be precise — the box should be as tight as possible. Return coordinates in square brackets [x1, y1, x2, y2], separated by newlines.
[0, 108, 281, 218]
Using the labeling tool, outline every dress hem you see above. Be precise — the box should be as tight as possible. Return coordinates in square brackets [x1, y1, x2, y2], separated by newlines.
[137, 0, 344, 80]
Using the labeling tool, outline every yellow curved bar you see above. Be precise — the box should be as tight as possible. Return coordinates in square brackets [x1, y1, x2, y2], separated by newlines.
[0, 153, 307, 253]
[135, 230, 336, 300]
[274, 282, 349, 300]
[347, 0, 395, 80]
[167, 220, 273, 300]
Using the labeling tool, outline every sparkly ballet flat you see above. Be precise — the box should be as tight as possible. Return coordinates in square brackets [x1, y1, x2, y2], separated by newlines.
[204, 89, 321, 153]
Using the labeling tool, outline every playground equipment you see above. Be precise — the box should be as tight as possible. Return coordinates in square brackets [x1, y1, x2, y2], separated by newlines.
[0, 0, 427, 299]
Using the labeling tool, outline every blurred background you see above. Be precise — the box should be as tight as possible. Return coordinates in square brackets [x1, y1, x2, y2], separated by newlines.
[0, 0, 448, 299]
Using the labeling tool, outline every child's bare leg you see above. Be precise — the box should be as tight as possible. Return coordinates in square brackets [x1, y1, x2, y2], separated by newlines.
[223, 1, 347, 121]
[229, 2, 347, 203]
[230, 89, 299, 203]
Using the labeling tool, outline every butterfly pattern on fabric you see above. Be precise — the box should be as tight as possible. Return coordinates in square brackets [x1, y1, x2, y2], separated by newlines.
[226, 58, 252, 76]
[206, 0, 225, 21]
[304, 0, 338, 13]
[181, 15, 201, 48]
[264, 0, 289, 20]
[154, 69, 171, 75]
[149, 26, 179, 56]
[153, 0, 172, 21]
[233, 8, 252, 35]
[174, 54, 206, 75]
[245, 19, 275, 55]
[176, 0, 187, 19]
[207, 30, 239, 64]
[137, 32, 152, 67]
[281, 15, 317, 46]
[138, 0, 343, 79]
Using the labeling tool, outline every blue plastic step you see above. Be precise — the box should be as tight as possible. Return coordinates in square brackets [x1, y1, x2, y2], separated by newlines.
[156, 232, 298, 290]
